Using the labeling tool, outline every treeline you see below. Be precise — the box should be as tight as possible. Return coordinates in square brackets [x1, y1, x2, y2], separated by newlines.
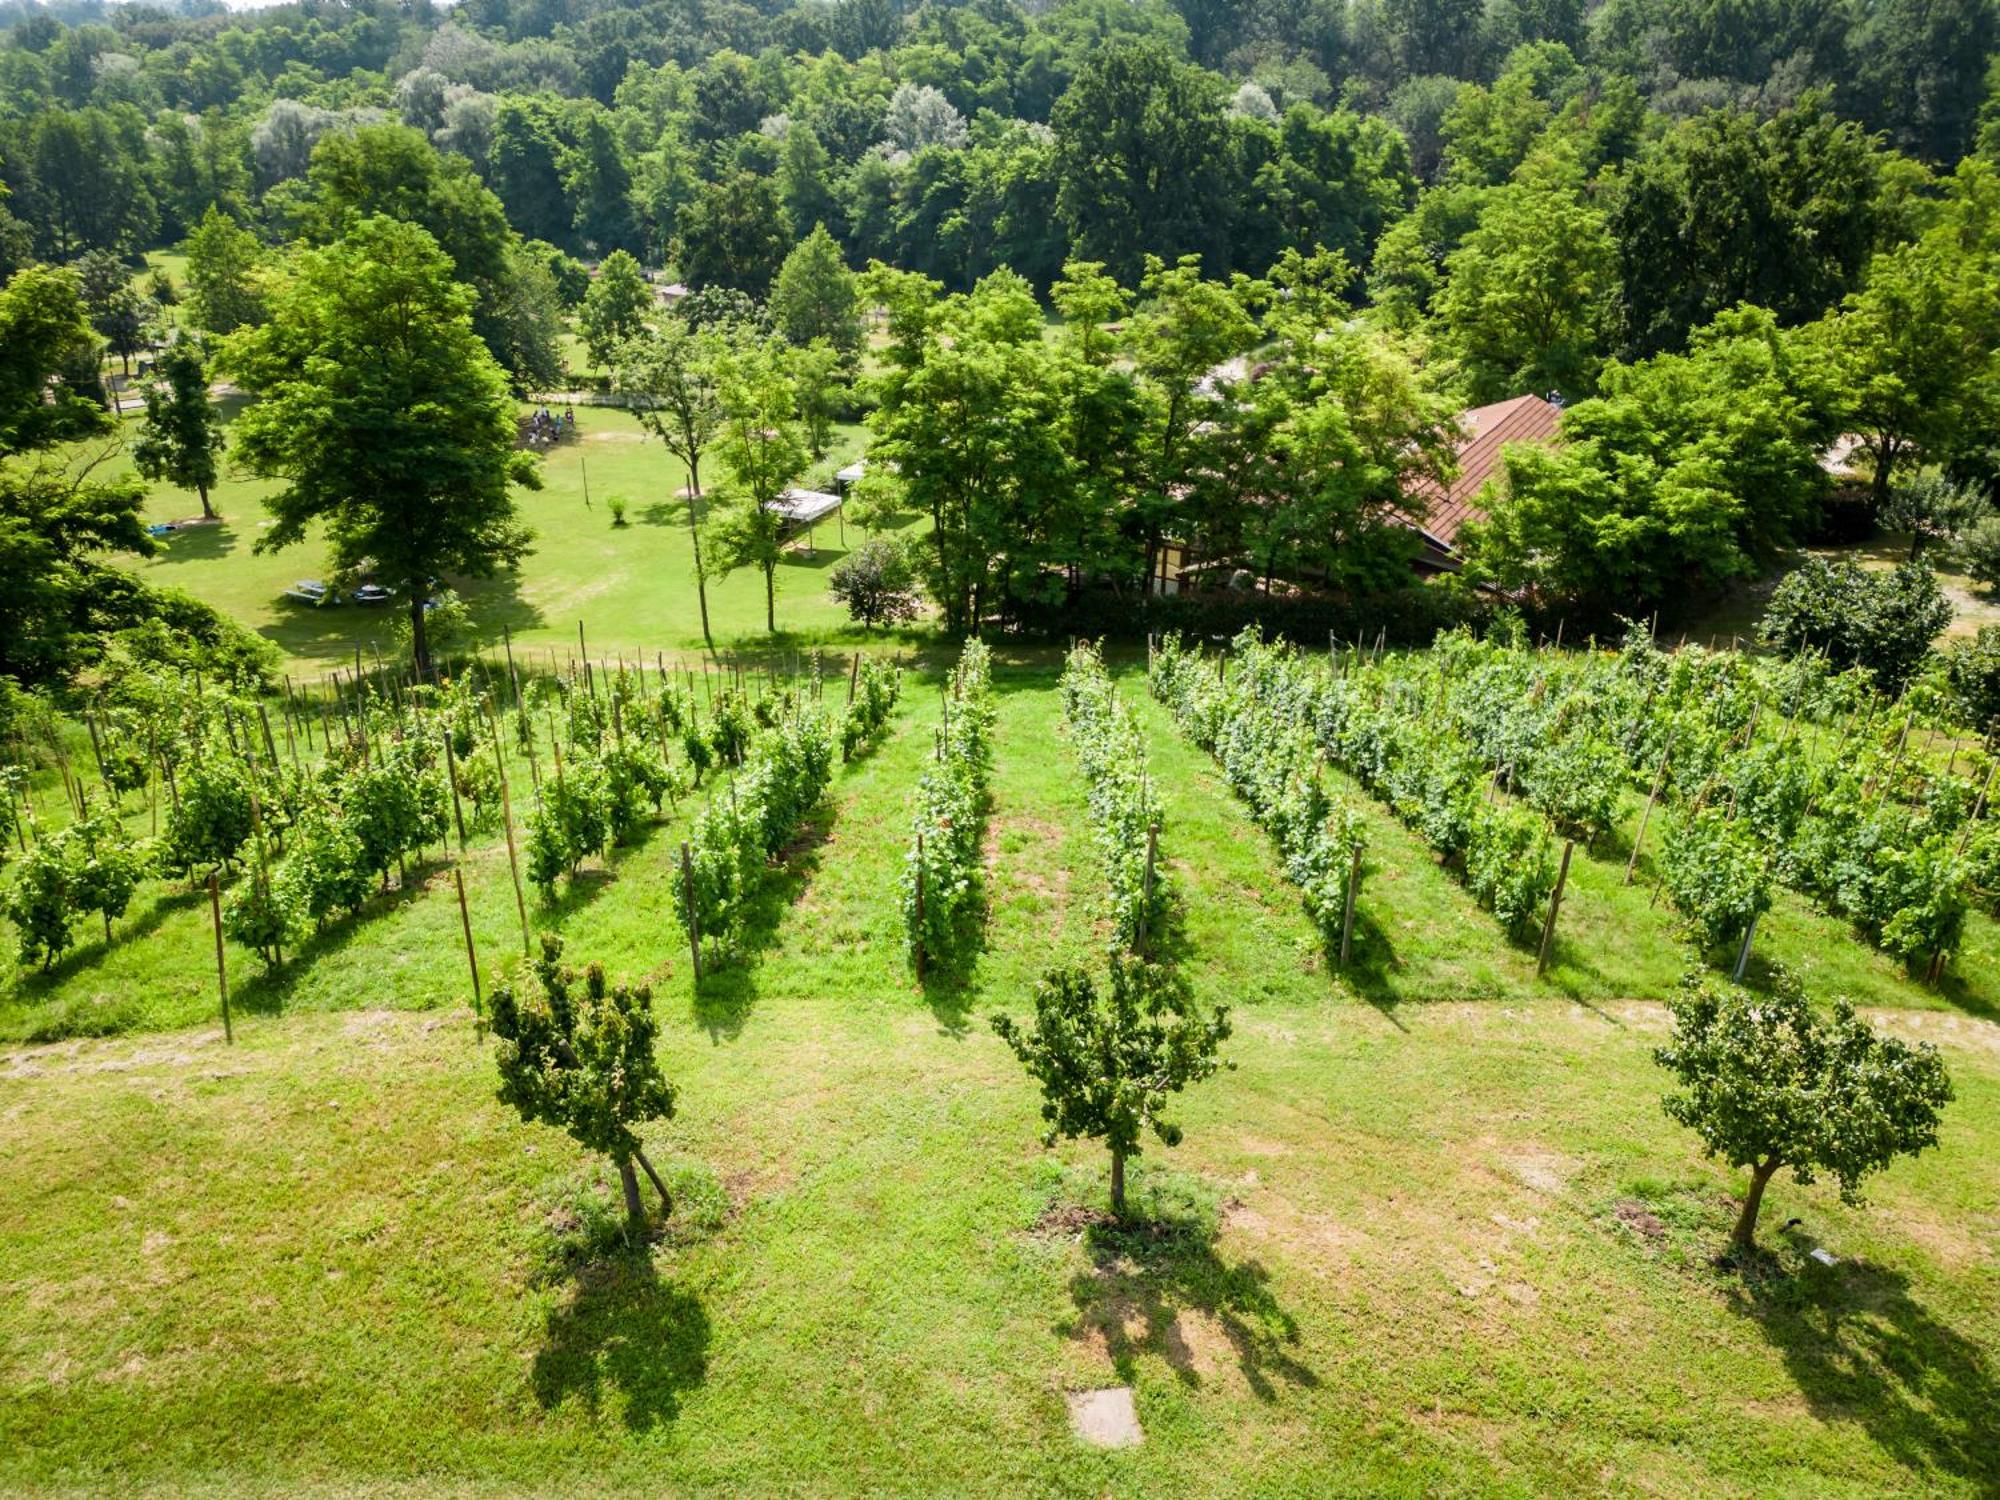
[1, 0, 1994, 305]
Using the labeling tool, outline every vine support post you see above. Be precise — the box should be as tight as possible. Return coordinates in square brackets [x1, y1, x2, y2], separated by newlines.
[848, 651, 860, 705]
[453, 865, 483, 1035]
[1732, 910, 1760, 983]
[680, 841, 703, 982]
[1627, 751, 1671, 885]
[207, 871, 231, 1045]
[1957, 764, 1996, 855]
[503, 624, 520, 709]
[443, 732, 467, 850]
[914, 830, 927, 981]
[1537, 839, 1575, 976]
[1340, 843, 1361, 969]
[495, 758, 530, 956]
[1138, 822, 1158, 958]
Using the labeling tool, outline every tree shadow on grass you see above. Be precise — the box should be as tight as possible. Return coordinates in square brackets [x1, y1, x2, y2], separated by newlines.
[1059, 1184, 1318, 1402]
[689, 807, 831, 1043]
[531, 1250, 710, 1433]
[145, 519, 240, 565]
[233, 858, 449, 1016]
[14, 883, 209, 993]
[1725, 1234, 2000, 1488]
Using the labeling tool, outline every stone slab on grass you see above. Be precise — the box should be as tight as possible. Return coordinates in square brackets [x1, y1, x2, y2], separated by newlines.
[1067, 1386, 1142, 1449]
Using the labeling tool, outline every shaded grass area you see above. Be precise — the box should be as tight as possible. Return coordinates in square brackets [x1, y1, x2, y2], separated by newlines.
[1, 659, 1998, 1493]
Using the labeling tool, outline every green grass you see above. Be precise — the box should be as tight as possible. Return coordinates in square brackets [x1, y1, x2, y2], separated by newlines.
[2, 661, 1999, 1494]
[10, 399, 2000, 1491]
[113, 402, 923, 678]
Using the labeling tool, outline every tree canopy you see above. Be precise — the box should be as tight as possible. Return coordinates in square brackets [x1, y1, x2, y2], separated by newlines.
[223, 215, 540, 678]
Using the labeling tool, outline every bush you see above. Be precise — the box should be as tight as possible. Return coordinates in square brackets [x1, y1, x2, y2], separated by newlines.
[1942, 625, 2000, 732]
[1759, 556, 1951, 690]
[829, 538, 923, 629]
[1960, 515, 2000, 594]
[607, 495, 629, 527]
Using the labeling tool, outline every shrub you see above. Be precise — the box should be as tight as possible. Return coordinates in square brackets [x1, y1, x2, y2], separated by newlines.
[829, 538, 923, 629]
[1760, 556, 1950, 690]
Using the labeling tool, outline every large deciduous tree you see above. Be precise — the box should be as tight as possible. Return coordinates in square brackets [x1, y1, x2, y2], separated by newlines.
[133, 335, 225, 521]
[1052, 42, 1233, 287]
[1431, 152, 1614, 403]
[1655, 969, 1951, 1251]
[493, 933, 679, 1231]
[769, 223, 861, 357]
[578, 248, 651, 369]
[1800, 160, 2000, 504]
[1465, 306, 1828, 616]
[992, 956, 1231, 1217]
[1611, 97, 1887, 359]
[223, 217, 539, 679]
[680, 170, 791, 295]
[183, 204, 266, 336]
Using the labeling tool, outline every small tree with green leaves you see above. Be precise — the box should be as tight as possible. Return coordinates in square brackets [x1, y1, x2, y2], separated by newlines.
[711, 339, 806, 633]
[492, 933, 679, 1230]
[992, 956, 1230, 1217]
[134, 335, 225, 520]
[1655, 969, 1952, 1252]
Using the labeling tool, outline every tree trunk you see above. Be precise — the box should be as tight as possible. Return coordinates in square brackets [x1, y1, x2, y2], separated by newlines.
[1870, 438, 1897, 508]
[635, 1148, 674, 1218]
[1110, 1149, 1126, 1218]
[618, 1157, 645, 1229]
[764, 561, 775, 634]
[687, 458, 714, 649]
[197, 480, 215, 521]
[409, 592, 431, 682]
[1731, 1159, 1779, 1250]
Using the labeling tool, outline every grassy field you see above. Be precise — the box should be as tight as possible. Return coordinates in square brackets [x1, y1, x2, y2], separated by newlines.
[2, 660, 1999, 1494]
[115, 401, 921, 678]
[10, 353, 2000, 1491]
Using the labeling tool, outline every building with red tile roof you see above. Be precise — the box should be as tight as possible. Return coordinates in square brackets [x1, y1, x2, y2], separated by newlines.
[1398, 394, 1563, 571]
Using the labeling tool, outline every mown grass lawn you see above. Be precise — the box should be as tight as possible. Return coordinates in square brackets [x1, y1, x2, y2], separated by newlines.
[111, 401, 924, 678]
[2, 660, 1998, 1495]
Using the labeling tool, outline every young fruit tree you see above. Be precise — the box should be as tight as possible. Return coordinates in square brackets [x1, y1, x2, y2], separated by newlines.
[992, 956, 1230, 1217]
[492, 933, 679, 1230]
[1654, 969, 1953, 1252]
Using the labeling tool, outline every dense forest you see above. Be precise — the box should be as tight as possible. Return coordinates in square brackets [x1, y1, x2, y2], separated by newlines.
[2, 0, 1999, 703]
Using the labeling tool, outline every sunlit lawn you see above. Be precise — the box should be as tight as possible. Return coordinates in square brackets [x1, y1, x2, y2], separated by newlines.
[1, 662, 1997, 1494]
[113, 402, 925, 678]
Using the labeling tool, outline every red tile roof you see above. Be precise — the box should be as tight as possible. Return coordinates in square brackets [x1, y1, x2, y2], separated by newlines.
[1402, 394, 1563, 551]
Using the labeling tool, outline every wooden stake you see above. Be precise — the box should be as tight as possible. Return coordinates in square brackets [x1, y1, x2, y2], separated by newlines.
[494, 747, 530, 955]
[1626, 750, 1671, 885]
[913, 830, 927, 980]
[453, 866, 483, 1033]
[208, 872, 232, 1044]
[1537, 840, 1575, 976]
[1339, 843, 1360, 968]
[681, 841, 703, 981]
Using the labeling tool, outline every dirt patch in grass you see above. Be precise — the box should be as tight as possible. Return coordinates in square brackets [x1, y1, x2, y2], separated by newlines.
[1613, 1200, 1667, 1241]
[1035, 1201, 1116, 1238]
